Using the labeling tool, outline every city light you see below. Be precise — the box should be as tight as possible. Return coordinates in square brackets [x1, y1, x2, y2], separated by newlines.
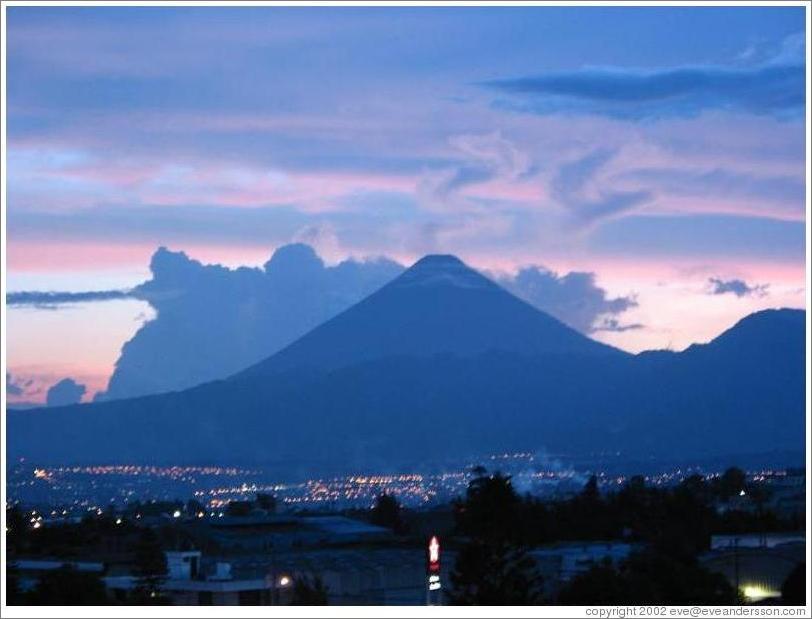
[278, 575, 291, 587]
[741, 584, 779, 602]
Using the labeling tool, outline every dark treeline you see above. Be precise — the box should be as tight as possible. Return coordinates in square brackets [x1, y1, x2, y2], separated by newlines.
[448, 466, 802, 605]
[456, 467, 799, 553]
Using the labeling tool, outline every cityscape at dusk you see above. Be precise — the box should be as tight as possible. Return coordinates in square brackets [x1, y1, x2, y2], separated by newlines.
[2, 1, 809, 614]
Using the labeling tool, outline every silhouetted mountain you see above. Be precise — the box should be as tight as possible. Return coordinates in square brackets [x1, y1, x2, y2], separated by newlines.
[239, 254, 623, 379]
[6, 255, 805, 472]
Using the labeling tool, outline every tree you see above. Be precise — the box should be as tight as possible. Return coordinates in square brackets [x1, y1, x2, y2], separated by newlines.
[449, 469, 544, 604]
[623, 552, 736, 605]
[370, 494, 402, 532]
[651, 485, 714, 560]
[715, 467, 747, 499]
[6, 506, 28, 552]
[455, 468, 522, 543]
[132, 529, 168, 602]
[557, 560, 627, 605]
[781, 562, 805, 605]
[6, 562, 24, 605]
[448, 539, 543, 605]
[226, 500, 253, 517]
[679, 474, 711, 503]
[580, 475, 600, 502]
[256, 493, 277, 513]
[290, 574, 329, 605]
[186, 499, 205, 516]
[26, 565, 109, 605]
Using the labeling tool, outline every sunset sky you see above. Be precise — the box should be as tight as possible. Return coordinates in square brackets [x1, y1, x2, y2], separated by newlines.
[5, 5, 807, 403]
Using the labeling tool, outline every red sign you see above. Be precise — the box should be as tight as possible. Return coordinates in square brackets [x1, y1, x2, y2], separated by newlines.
[427, 535, 441, 574]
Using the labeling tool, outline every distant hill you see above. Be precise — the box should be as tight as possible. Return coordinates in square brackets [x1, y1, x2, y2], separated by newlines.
[6, 256, 805, 472]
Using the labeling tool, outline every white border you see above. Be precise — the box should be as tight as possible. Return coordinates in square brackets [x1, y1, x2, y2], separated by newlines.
[1, 1, 810, 617]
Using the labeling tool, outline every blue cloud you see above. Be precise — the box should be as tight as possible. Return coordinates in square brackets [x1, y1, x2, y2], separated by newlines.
[483, 48, 804, 120]
[497, 266, 638, 334]
[435, 164, 497, 196]
[7, 289, 132, 308]
[708, 277, 768, 298]
[46, 378, 86, 407]
[551, 149, 652, 224]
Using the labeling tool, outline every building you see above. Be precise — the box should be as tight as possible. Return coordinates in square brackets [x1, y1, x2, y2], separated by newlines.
[102, 551, 292, 605]
[710, 532, 805, 551]
[233, 547, 443, 605]
[14, 559, 105, 593]
[201, 514, 392, 552]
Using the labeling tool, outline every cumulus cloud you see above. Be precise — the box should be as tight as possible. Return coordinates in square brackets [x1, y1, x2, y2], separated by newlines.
[497, 266, 638, 334]
[46, 378, 87, 407]
[7, 289, 132, 308]
[98, 244, 405, 401]
[292, 222, 342, 260]
[551, 148, 652, 225]
[707, 277, 769, 298]
[483, 35, 804, 120]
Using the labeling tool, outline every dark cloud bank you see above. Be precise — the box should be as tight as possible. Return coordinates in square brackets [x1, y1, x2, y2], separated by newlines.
[483, 36, 805, 120]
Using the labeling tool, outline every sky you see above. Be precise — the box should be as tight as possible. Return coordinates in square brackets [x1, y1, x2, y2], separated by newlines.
[4, 5, 808, 404]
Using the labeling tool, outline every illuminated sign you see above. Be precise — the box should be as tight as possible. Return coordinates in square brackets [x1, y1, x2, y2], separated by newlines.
[426, 535, 442, 598]
[427, 535, 441, 574]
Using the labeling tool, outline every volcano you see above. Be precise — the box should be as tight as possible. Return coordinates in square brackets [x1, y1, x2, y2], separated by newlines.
[238, 254, 624, 380]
